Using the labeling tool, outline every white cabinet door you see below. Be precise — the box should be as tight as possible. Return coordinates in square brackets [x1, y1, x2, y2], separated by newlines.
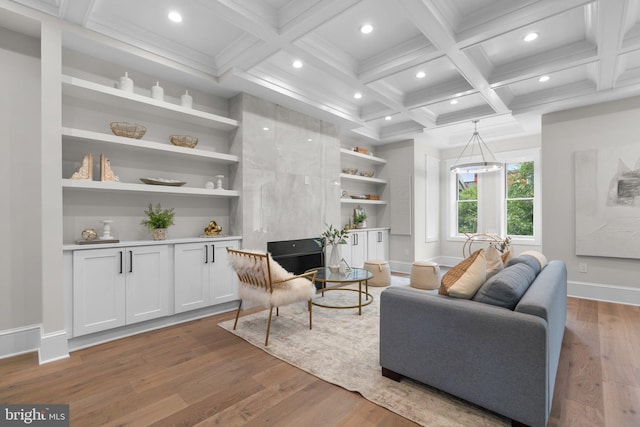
[73, 248, 126, 336]
[174, 243, 210, 313]
[367, 230, 388, 260]
[210, 240, 240, 305]
[125, 246, 169, 324]
[345, 231, 367, 269]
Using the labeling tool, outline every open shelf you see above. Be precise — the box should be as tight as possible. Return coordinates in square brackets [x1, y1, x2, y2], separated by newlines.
[62, 75, 238, 131]
[340, 173, 387, 184]
[340, 148, 387, 165]
[340, 198, 388, 205]
[63, 179, 240, 197]
[62, 128, 239, 164]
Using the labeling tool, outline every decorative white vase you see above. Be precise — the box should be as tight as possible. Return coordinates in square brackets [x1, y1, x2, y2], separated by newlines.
[118, 72, 133, 92]
[328, 243, 341, 272]
[181, 90, 193, 108]
[151, 81, 164, 101]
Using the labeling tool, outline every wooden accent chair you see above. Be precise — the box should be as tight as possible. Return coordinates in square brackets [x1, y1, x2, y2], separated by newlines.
[226, 248, 317, 346]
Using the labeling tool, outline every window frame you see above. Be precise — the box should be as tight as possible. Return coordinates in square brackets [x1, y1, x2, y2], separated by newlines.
[446, 148, 540, 245]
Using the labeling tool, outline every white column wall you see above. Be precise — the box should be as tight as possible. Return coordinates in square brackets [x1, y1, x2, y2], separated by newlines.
[0, 27, 42, 332]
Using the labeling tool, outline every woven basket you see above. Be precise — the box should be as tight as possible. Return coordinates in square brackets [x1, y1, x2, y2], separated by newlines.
[170, 135, 198, 148]
[110, 122, 146, 139]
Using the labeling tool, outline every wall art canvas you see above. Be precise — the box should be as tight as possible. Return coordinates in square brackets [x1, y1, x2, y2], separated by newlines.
[575, 146, 640, 258]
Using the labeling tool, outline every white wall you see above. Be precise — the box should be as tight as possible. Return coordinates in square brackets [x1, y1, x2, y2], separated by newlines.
[542, 97, 640, 303]
[0, 27, 42, 330]
[376, 140, 414, 270]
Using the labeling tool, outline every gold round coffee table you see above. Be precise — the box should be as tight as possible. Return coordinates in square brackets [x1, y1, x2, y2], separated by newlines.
[306, 267, 374, 315]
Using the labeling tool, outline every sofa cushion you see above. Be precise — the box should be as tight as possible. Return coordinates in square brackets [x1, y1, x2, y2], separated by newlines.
[507, 255, 541, 276]
[439, 249, 486, 299]
[485, 245, 505, 279]
[472, 263, 537, 309]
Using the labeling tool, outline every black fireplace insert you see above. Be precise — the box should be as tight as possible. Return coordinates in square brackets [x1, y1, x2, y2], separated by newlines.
[268, 237, 324, 287]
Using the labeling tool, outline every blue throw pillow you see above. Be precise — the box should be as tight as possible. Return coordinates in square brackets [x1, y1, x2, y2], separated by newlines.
[472, 263, 537, 310]
[506, 255, 541, 275]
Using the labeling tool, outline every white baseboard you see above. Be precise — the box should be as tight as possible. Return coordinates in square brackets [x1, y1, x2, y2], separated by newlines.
[389, 261, 412, 274]
[568, 280, 640, 306]
[38, 329, 69, 364]
[0, 325, 41, 360]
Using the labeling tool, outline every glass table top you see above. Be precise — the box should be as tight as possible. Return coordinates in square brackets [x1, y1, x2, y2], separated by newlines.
[306, 267, 373, 283]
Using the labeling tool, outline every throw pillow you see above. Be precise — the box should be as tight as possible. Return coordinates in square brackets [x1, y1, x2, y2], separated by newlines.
[485, 245, 505, 279]
[501, 248, 513, 265]
[507, 255, 541, 276]
[520, 250, 548, 270]
[439, 249, 487, 299]
[472, 263, 537, 310]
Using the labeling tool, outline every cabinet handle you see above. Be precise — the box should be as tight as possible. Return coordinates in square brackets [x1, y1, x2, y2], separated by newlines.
[129, 251, 133, 273]
[211, 245, 215, 263]
[119, 251, 123, 274]
[205, 245, 208, 264]
[378, 232, 382, 243]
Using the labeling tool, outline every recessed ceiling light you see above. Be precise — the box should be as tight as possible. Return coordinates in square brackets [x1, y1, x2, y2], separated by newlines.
[360, 24, 373, 34]
[385, 116, 392, 121]
[524, 32, 538, 42]
[168, 11, 182, 23]
[307, 138, 313, 142]
[292, 60, 303, 69]
[263, 127, 270, 131]
[450, 99, 458, 105]
[539, 75, 550, 82]
[416, 71, 426, 79]
[354, 92, 362, 99]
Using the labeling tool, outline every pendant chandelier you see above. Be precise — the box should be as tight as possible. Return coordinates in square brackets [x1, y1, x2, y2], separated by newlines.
[450, 120, 503, 174]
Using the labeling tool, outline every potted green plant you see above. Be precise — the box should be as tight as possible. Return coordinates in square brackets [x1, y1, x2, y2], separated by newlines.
[141, 203, 175, 240]
[354, 210, 367, 229]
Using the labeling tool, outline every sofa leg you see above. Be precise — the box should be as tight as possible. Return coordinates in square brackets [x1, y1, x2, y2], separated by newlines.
[381, 367, 402, 382]
[511, 420, 530, 427]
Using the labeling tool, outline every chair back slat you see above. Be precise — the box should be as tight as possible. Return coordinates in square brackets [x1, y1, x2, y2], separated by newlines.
[227, 248, 274, 293]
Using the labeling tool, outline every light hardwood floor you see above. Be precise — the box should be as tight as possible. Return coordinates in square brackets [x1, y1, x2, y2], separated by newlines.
[1, 297, 639, 426]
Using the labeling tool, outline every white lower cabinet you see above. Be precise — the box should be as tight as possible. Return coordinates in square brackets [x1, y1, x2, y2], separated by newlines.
[73, 245, 169, 336]
[344, 231, 368, 269]
[343, 229, 389, 269]
[174, 240, 239, 313]
[367, 229, 388, 261]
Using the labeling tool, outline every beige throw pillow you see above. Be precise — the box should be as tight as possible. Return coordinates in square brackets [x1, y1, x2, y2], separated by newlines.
[485, 245, 504, 279]
[440, 249, 487, 299]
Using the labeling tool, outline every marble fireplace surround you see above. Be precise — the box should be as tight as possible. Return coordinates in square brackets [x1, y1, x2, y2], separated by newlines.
[231, 94, 342, 252]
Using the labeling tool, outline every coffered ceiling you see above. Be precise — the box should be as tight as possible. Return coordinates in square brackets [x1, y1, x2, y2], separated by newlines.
[7, 0, 640, 146]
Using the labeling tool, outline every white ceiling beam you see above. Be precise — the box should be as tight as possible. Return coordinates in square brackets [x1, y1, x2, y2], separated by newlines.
[211, 0, 361, 73]
[595, 0, 627, 90]
[455, 0, 595, 49]
[488, 40, 598, 87]
[398, 0, 511, 116]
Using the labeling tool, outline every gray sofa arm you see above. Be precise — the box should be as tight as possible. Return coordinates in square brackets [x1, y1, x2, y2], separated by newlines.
[380, 287, 548, 427]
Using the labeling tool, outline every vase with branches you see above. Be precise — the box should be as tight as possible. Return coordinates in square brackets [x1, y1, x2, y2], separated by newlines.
[321, 224, 349, 271]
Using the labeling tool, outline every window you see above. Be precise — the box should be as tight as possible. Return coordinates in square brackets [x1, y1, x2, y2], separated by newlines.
[456, 173, 478, 233]
[448, 148, 540, 244]
[505, 161, 534, 236]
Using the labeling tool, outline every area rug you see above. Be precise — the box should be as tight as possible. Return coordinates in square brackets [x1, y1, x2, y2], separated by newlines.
[218, 278, 509, 427]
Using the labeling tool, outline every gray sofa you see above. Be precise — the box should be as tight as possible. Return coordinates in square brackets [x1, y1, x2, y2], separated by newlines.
[380, 260, 567, 427]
